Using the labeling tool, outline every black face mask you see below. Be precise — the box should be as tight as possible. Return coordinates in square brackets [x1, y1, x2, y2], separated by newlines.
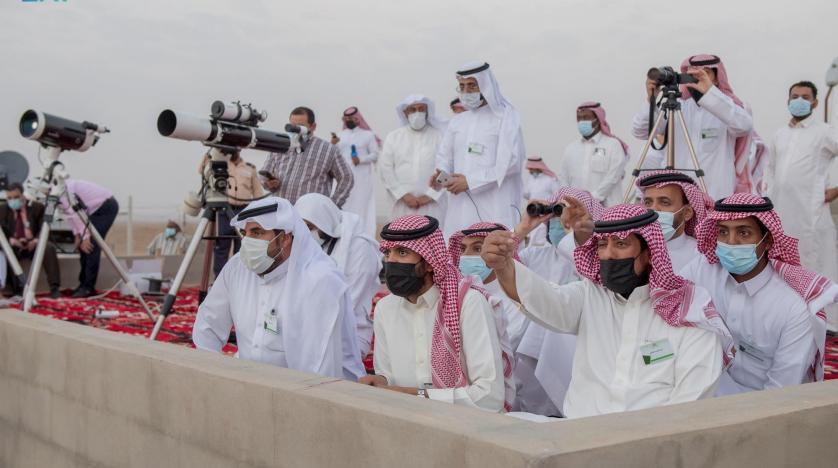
[384, 261, 425, 297]
[345, 121, 357, 130]
[599, 256, 649, 298]
[688, 87, 704, 103]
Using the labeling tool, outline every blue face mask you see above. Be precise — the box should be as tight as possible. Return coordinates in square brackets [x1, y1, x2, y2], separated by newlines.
[459, 255, 492, 282]
[655, 206, 686, 242]
[547, 219, 566, 245]
[714, 234, 767, 276]
[164, 227, 177, 238]
[7, 198, 22, 211]
[788, 98, 812, 118]
[577, 120, 595, 138]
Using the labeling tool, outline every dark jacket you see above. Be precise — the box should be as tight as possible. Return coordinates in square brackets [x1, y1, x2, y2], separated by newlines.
[0, 202, 46, 240]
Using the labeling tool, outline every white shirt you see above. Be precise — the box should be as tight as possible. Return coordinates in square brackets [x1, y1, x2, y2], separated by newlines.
[193, 257, 343, 378]
[679, 258, 818, 394]
[666, 233, 699, 272]
[337, 127, 379, 234]
[766, 116, 838, 314]
[436, 105, 525, 238]
[373, 285, 506, 412]
[519, 234, 578, 285]
[523, 172, 560, 201]
[559, 132, 627, 207]
[379, 125, 444, 201]
[484, 278, 528, 352]
[631, 86, 754, 200]
[513, 261, 723, 418]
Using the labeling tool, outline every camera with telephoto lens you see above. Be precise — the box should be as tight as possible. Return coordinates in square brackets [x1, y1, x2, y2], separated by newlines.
[526, 202, 563, 217]
[647, 66, 698, 87]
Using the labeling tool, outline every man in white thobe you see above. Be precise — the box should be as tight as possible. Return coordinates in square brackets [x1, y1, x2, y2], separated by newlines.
[378, 94, 446, 220]
[681, 193, 837, 395]
[334, 106, 379, 235]
[481, 202, 727, 418]
[432, 61, 526, 239]
[359, 215, 509, 412]
[558, 102, 629, 207]
[294, 193, 382, 358]
[636, 170, 711, 271]
[765, 80, 838, 331]
[192, 197, 365, 381]
[631, 54, 754, 200]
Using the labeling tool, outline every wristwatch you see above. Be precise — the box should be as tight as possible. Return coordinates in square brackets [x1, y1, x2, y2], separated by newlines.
[417, 389, 429, 399]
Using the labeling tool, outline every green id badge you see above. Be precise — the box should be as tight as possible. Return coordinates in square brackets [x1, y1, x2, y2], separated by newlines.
[264, 309, 279, 334]
[701, 128, 719, 140]
[640, 339, 674, 365]
[467, 142, 485, 155]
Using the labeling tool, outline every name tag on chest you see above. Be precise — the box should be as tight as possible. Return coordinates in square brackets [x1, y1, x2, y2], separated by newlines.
[467, 142, 485, 155]
[264, 309, 279, 334]
[640, 339, 674, 365]
[701, 128, 719, 140]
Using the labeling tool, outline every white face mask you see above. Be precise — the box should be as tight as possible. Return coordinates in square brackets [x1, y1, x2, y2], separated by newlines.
[459, 92, 483, 110]
[407, 111, 427, 130]
[240, 233, 283, 275]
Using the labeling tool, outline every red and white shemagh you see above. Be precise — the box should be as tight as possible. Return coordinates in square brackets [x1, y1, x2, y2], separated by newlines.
[636, 170, 713, 237]
[548, 186, 605, 221]
[574, 204, 735, 366]
[380, 215, 514, 410]
[447, 222, 519, 268]
[696, 193, 838, 379]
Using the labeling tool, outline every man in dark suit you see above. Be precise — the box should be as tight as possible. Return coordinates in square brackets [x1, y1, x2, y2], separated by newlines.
[0, 183, 61, 298]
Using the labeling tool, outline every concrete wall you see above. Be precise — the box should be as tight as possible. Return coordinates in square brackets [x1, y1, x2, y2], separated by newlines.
[1, 311, 837, 468]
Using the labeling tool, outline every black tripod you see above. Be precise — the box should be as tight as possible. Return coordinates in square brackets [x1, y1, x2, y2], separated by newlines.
[149, 147, 239, 341]
[622, 84, 709, 202]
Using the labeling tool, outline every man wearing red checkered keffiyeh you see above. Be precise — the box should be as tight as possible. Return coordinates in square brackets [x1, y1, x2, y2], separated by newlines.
[480, 203, 731, 418]
[637, 170, 713, 271]
[682, 193, 838, 393]
[359, 215, 512, 412]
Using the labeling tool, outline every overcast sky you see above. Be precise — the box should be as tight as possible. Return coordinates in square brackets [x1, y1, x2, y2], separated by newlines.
[1, 0, 837, 220]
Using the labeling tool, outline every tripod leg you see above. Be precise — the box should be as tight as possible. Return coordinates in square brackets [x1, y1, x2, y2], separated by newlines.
[197, 216, 216, 305]
[674, 109, 709, 193]
[622, 109, 668, 202]
[0, 228, 25, 287]
[85, 221, 157, 322]
[22, 223, 52, 313]
[149, 215, 211, 341]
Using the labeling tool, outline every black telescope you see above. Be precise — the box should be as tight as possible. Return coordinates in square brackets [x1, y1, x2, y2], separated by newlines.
[156, 109, 291, 153]
[19, 110, 109, 151]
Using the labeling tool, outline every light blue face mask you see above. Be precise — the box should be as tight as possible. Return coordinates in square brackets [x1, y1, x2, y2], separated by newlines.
[7, 198, 22, 211]
[577, 120, 595, 138]
[788, 97, 812, 118]
[714, 233, 767, 276]
[547, 219, 566, 245]
[164, 227, 177, 238]
[655, 206, 686, 242]
[459, 255, 492, 282]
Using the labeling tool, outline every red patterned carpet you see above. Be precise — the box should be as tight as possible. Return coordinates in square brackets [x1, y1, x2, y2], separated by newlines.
[7, 289, 838, 380]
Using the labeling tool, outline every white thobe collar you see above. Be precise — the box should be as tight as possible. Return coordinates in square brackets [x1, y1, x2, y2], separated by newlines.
[580, 131, 603, 145]
[612, 283, 650, 305]
[728, 263, 773, 297]
[667, 232, 690, 251]
[258, 258, 290, 285]
[789, 114, 815, 129]
[405, 284, 440, 311]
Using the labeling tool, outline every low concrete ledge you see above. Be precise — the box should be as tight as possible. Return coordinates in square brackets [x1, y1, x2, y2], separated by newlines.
[1, 310, 837, 468]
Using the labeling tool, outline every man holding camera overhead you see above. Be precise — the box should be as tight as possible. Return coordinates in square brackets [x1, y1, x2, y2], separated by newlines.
[631, 54, 754, 201]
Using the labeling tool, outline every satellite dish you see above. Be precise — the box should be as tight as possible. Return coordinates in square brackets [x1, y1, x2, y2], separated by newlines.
[826, 56, 838, 87]
[0, 151, 30, 190]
